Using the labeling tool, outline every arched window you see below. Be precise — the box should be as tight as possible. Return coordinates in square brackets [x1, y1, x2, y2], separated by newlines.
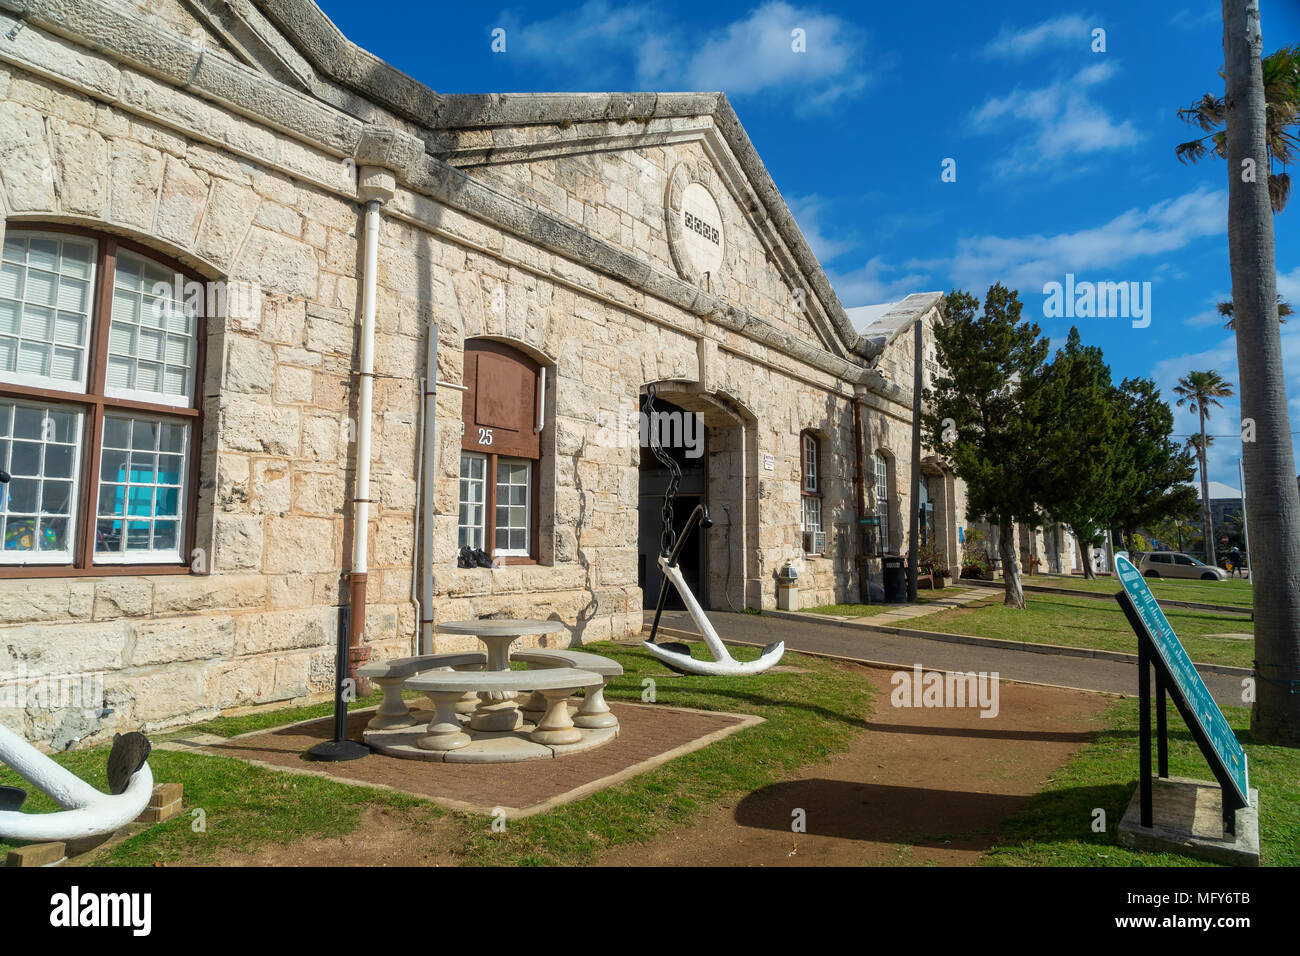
[800, 430, 824, 556]
[0, 226, 205, 573]
[874, 451, 890, 554]
[459, 339, 543, 563]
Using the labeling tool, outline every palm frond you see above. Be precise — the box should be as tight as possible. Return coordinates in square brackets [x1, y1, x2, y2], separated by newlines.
[1176, 139, 1210, 165]
[1270, 171, 1291, 212]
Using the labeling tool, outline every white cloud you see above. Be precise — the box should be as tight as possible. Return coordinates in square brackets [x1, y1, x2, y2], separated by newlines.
[831, 255, 934, 308]
[1170, 6, 1219, 31]
[496, 1, 874, 108]
[1150, 326, 1300, 487]
[982, 14, 1094, 59]
[787, 194, 855, 264]
[968, 62, 1140, 177]
[1278, 264, 1300, 303]
[1182, 307, 1226, 329]
[670, 2, 868, 104]
[914, 186, 1225, 294]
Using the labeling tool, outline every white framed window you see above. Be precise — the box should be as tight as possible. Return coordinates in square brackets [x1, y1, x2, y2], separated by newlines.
[93, 414, 189, 563]
[875, 451, 889, 553]
[803, 432, 818, 493]
[0, 400, 83, 563]
[494, 457, 532, 556]
[458, 452, 486, 551]
[0, 233, 97, 393]
[106, 249, 198, 407]
[801, 495, 824, 555]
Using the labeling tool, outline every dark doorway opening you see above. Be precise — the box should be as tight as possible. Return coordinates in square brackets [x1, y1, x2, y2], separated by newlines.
[638, 394, 707, 611]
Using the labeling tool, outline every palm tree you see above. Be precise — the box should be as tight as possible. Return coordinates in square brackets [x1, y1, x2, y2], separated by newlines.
[1174, 371, 1233, 563]
[1223, 0, 1300, 746]
[1217, 292, 1293, 329]
[1177, 43, 1300, 211]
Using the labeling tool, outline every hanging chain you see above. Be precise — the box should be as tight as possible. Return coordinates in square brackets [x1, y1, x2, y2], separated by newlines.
[645, 383, 681, 558]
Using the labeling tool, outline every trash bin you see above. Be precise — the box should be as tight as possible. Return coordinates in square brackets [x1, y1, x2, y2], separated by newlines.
[882, 555, 906, 603]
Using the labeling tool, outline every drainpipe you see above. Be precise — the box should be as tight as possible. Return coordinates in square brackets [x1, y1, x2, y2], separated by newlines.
[852, 396, 869, 604]
[348, 168, 394, 686]
[420, 323, 439, 655]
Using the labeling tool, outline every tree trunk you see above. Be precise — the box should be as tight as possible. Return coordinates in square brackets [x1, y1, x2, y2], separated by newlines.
[906, 321, 922, 603]
[999, 517, 1024, 608]
[1081, 540, 1097, 580]
[1224, 0, 1300, 745]
[1198, 405, 1214, 564]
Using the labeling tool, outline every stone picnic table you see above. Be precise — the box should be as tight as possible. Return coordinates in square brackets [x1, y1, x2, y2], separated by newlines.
[434, 619, 567, 732]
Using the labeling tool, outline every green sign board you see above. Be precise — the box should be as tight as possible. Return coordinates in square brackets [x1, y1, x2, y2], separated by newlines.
[1114, 553, 1249, 806]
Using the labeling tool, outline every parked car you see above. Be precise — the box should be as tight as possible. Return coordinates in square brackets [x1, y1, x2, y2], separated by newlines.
[1138, 551, 1228, 581]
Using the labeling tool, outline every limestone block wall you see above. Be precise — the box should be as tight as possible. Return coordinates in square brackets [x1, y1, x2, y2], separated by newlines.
[449, 130, 841, 357]
[0, 9, 893, 746]
[0, 52, 422, 743]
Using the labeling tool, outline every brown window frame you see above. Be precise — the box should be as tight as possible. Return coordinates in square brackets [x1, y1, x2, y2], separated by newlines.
[459, 450, 541, 565]
[0, 223, 206, 579]
[459, 340, 544, 566]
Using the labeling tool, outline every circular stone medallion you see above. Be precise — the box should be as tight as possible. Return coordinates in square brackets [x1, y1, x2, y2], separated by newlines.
[679, 182, 724, 277]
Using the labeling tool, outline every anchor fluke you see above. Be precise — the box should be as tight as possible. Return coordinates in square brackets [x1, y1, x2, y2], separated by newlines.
[107, 731, 151, 795]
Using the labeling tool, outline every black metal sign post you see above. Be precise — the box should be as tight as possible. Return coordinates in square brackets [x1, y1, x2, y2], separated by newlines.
[306, 604, 369, 762]
[1118, 590, 1246, 836]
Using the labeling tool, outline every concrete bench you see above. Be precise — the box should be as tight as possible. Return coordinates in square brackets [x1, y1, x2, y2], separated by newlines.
[407, 668, 602, 751]
[512, 648, 623, 729]
[357, 652, 487, 730]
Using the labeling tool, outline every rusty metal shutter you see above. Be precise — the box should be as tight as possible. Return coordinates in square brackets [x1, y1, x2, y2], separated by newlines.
[461, 339, 540, 459]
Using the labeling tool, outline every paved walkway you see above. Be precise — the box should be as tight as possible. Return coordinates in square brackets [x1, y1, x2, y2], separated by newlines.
[656, 607, 1247, 709]
[792, 586, 1000, 627]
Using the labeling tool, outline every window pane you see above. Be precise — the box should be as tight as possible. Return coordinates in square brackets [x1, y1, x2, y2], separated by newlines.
[0, 234, 95, 390]
[0, 399, 81, 562]
[94, 414, 188, 562]
[458, 452, 486, 551]
[493, 458, 532, 556]
[106, 249, 197, 404]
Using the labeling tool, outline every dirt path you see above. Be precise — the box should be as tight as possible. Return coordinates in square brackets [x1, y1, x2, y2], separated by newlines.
[596, 667, 1112, 866]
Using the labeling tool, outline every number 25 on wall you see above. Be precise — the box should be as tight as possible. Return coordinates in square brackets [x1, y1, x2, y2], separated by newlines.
[477, 427, 494, 445]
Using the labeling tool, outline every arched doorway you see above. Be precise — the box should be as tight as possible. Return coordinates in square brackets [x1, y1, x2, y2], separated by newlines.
[636, 384, 754, 612]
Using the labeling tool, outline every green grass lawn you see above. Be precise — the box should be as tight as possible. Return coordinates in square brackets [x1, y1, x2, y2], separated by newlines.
[985, 698, 1297, 866]
[805, 587, 972, 618]
[0, 642, 874, 867]
[1029, 573, 1254, 609]
[918, 593, 1254, 669]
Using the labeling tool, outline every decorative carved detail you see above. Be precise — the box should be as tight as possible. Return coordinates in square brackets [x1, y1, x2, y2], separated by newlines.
[664, 161, 730, 291]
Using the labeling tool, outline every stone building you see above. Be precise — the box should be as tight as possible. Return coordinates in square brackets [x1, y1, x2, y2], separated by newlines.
[0, 0, 966, 746]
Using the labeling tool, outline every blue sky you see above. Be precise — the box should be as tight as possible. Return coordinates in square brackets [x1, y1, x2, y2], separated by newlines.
[319, 0, 1300, 489]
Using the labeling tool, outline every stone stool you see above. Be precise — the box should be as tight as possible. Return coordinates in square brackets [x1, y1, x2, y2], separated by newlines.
[416, 689, 473, 752]
[357, 652, 487, 731]
[511, 648, 624, 730]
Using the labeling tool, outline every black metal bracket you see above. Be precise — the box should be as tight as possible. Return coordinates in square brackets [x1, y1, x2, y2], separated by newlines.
[1117, 590, 1246, 836]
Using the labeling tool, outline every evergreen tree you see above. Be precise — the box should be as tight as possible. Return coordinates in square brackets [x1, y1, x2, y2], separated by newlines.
[922, 285, 1051, 609]
[1036, 328, 1132, 581]
[1111, 377, 1200, 551]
